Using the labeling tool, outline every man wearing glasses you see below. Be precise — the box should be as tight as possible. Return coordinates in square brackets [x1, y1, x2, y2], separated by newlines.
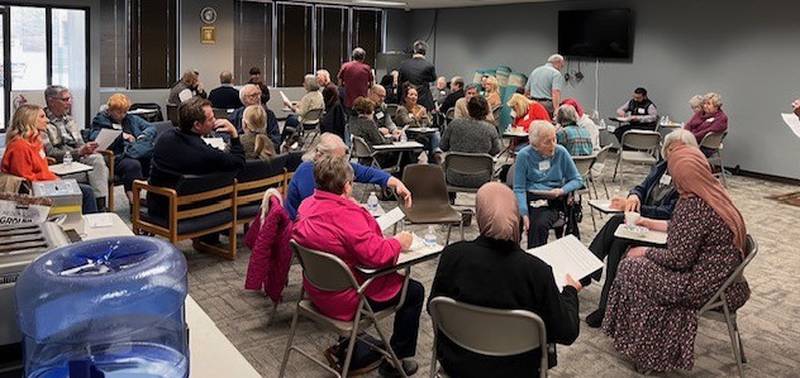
[41, 85, 110, 208]
[228, 84, 281, 151]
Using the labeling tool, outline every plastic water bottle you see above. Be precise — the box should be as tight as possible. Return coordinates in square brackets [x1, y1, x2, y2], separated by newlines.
[400, 132, 408, 143]
[599, 118, 606, 129]
[62, 152, 73, 166]
[424, 225, 437, 246]
[367, 192, 379, 212]
[16, 237, 189, 378]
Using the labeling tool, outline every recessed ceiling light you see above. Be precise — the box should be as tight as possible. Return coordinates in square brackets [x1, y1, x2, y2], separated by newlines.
[353, 0, 408, 8]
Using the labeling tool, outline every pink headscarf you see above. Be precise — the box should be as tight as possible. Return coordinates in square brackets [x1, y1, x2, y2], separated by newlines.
[560, 98, 585, 118]
[476, 182, 520, 242]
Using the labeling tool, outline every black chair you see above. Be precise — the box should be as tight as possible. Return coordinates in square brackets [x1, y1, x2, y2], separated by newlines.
[129, 102, 164, 122]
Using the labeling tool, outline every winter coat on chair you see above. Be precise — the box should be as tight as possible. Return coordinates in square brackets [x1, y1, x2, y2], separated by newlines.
[244, 188, 293, 303]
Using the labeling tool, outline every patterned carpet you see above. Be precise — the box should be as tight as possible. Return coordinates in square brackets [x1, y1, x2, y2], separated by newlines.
[117, 163, 800, 377]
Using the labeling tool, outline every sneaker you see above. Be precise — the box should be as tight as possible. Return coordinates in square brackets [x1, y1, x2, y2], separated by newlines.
[378, 359, 419, 377]
[586, 308, 605, 328]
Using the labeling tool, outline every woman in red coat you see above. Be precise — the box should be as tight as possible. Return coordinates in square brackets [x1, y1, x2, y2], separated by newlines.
[2, 104, 97, 213]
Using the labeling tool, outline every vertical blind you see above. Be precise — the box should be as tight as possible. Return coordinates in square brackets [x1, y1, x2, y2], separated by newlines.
[316, 6, 348, 82]
[233, 1, 272, 85]
[352, 9, 383, 68]
[129, 0, 177, 89]
[276, 3, 312, 87]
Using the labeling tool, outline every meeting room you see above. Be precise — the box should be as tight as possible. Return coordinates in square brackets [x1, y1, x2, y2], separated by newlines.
[0, 0, 798, 377]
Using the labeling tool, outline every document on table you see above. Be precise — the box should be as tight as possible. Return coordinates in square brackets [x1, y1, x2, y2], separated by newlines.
[588, 199, 623, 213]
[781, 113, 800, 139]
[94, 129, 122, 151]
[203, 137, 226, 150]
[377, 207, 405, 231]
[397, 233, 441, 265]
[526, 235, 604, 289]
[49, 162, 93, 176]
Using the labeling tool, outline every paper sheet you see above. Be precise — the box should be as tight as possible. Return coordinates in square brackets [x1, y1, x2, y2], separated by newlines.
[49, 162, 93, 176]
[781, 113, 800, 138]
[588, 199, 623, 214]
[377, 207, 405, 231]
[203, 137, 226, 150]
[279, 91, 291, 105]
[526, 235, 604, 289]
[85, 213, 114, 228]
[94, 129, 122, 151]
[397, 233, 441, 265]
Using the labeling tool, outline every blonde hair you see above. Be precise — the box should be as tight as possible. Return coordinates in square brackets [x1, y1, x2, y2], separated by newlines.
[506, 93, 532, 117]
[243, 105, 271, 158]
[107, 93, 131, 112]
[484, 76, 498, 94]
[6, 104, 43, 144]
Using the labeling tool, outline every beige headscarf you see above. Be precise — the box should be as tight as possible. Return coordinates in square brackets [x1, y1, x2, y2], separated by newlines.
[476, 182, 520, 242]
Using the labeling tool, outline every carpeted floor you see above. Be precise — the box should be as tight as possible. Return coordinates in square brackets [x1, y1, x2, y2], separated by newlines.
[116, 164, 800, 377]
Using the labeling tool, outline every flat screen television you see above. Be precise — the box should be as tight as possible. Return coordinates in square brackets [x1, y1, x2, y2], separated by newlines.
[558, 9, 632, 59]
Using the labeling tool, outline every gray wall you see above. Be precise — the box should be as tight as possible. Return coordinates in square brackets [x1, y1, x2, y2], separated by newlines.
[393, 0, 800, 179]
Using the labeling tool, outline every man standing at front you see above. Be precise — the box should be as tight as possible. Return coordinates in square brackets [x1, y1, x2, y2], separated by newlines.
[526, 54, 566, 115]
[398, 40, 437, 112]
[338, 47, 374, 113]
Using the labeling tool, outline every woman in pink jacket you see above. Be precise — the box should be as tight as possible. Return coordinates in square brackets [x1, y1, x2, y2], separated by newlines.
[684, 92, 728, 156]
[292, 155, 422, 376]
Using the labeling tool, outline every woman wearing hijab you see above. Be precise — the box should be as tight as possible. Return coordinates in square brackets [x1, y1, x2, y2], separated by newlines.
[603, 145, 750, 373]
[428, 182, 582, 377]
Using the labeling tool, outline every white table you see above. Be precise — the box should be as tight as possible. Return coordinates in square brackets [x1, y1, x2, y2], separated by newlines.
[81, 214, 261, 378]
[49, 162, 93, 176]
[372, 141, 424, 152]
[588, 199, 624, 214]
[613, 223, 667, 246]
[502, 130, 528, 138]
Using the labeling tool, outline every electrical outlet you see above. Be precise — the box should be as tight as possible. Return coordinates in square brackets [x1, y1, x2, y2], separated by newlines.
[575, 72, 584, 82]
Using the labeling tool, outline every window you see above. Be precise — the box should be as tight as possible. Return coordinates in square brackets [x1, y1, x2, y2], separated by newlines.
[352, 9, 383, 68]
[233, 1, 272, 85]
[276, 3, 312, 87]
[51, 8, 87, 127]
[316, 6, 348, 80]
[10, 7, 46, 91]
[100, 0, 177, 89]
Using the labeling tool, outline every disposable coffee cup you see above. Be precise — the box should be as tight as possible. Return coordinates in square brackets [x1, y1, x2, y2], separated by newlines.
[624, 211, 640, 226]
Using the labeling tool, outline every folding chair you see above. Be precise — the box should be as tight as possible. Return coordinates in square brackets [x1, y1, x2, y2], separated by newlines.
[400, 164, 464, 245]
[612, 130, 660, 185]
[443, 152, 495, 198]
[700, 131, 728, 187]
[572, 154, 597, 230]
[279, 241, 410, 378]
[698, 235, 758, 378]
[428, 296, 548, 378]
[299, 108, 325, 145]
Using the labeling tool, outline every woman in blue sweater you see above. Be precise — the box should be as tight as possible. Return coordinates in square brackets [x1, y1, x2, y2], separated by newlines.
[513, 121, 582, 248]
[285, 133, 413, 220]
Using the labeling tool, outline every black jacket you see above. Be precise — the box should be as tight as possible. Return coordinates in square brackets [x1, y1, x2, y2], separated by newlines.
[208, 85, 243, 110]
[439, 89, 464, 115]
[429, 236, 580, 377]
[320, 103, 347, 141]
[398, 57, 437, 111]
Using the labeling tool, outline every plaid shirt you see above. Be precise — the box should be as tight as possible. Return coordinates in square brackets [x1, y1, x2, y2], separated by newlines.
[556, 124, 593, 156]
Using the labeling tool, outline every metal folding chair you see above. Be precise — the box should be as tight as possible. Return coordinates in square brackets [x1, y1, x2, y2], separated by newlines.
[279, 241, 411, 378]
[428, 296, 548, 378]
[700, 131, 728, 187]
[612, 130, 660, 186]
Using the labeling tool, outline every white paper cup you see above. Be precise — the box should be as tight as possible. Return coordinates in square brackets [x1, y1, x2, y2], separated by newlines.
[624, 211, 640, 226]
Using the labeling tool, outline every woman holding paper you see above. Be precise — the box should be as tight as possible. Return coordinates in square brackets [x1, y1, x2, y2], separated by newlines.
[282, 74, 324, 137]
[429, 182, 581, 377]
[1, 104, 97, 213]
[291, 155, 422, 376]
[603, 145, 751, 373]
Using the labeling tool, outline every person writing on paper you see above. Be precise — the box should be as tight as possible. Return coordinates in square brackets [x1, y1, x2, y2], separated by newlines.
[282, 74, 325, 140]
[603, 145, 750, 373]
[292, 155, 423, 377]
[507, 93, 551, 132]
[613, 87, 658, 143]
[429, 182, 581, 377]
[514, 121, 583, 248]
[41, 85, 109, 206]
[560, 98, 599, 150]
[90, 93, 154, 204]
[2, 104, 97, 213]
[683, 92, 728, 157]
[583, 129, 697, 328]
[285, 133, 412, 221]
[553, 104, 593, 157]
[368, 84, 400, 139]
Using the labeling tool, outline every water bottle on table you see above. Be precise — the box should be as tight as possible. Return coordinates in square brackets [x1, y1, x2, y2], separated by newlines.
[367, 192, 379, 212]
[424, 225, 437, 247]
[62, 152, 73, 166]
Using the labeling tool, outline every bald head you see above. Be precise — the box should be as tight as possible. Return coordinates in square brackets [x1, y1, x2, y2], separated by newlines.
[368, 84, 387, 105]
[219, 71, 233, 84]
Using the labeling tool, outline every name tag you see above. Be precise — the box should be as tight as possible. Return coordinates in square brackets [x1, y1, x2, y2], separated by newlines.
[706, 117, 715, 123]
[539, 160, 551, 171]
[637, 108, 645, 114]
[660, 174, 672, 185]
[112, 123, 122, 130]
[376, 111, 384, 120]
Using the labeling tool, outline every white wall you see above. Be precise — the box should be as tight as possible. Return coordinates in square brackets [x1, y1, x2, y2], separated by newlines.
[394, 0, 800, 179]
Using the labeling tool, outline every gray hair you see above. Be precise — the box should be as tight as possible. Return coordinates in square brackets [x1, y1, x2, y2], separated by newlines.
[219, 70, 233, 84]
[661, 129, 699, 159]
[44, 85, 68, 102]
[369, 84, 386, 95]
[352, 47, 366, 61]
[704, 92, 722, 108]
[313, 155, 354, 195]
[528, 120, 556, 145]
[238, 84, 260, 103]
[303, 133, 347, 162]
[547, 54, 565, 64]
[555, 104, 579, 125]
[464, 83, 481, 92]
[688, 95, 704, 109]
[303, 74, 320, 92]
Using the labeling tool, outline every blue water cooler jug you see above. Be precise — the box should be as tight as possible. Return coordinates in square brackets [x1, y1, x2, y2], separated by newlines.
[15, 236, 189, 378]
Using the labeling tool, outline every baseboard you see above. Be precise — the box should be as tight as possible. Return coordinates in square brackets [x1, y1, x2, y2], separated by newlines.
[727, 165, 800, 186]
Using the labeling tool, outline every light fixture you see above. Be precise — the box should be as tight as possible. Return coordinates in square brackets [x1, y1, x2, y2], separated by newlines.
[353, 0, 408, 8]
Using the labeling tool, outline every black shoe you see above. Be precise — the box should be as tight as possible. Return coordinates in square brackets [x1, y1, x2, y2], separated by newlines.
[378, 359, 418, 377]
[586, 308, 604, 328]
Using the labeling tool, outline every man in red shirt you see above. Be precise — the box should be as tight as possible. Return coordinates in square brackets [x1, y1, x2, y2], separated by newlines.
[337, 47, 374, 111]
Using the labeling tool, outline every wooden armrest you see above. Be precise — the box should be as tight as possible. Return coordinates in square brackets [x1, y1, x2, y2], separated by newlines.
[132, 179, 177, 198]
